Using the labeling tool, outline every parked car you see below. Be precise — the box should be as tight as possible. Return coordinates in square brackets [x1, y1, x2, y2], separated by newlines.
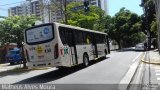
[135, 43, 146, 51]
[6, 48, 22, 65]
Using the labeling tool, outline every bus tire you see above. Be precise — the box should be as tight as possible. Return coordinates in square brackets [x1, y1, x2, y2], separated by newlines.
[83, 53, 89, 67]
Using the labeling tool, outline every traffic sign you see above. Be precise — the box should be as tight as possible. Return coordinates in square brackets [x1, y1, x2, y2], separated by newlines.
[71, 5, 84, 11]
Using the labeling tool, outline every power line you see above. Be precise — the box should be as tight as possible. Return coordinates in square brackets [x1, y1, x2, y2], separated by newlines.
[0, 1, 25, 7]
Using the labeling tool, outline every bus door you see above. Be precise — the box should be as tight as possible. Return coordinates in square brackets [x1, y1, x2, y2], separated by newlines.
[67, 30, 78, 65]
[93, 34, 98, 58]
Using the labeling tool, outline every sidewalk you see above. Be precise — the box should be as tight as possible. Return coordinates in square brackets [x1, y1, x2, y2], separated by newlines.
[142, 49, 160, 64]
[0, 63, 22, 72]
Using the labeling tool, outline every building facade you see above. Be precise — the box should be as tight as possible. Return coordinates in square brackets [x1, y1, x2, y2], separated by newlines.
[8, 0, 108, 23]
[8, 0, 44, 21]
[90, 0, 107, 14]
[8, 0, 43, 17]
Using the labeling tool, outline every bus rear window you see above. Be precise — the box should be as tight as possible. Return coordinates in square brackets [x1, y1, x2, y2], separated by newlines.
[25, 24, 54, 44]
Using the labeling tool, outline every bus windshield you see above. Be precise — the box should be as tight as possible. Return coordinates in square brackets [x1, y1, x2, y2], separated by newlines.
[25, 24, 54, 44]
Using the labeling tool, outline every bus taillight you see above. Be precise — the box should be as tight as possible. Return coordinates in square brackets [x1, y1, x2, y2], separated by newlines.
[54, 43, 59, 59]
[60, 48, 63, 56]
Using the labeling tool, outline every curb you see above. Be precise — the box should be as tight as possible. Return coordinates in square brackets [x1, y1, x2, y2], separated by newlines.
[141, 52, 160, 65]
[119, 52, 145, 90]
[141, 59, 160, 65]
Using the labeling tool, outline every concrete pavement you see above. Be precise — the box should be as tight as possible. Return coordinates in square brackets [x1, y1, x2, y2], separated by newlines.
[0, 49, 144, 90]
[142, 49, 160, 65]
[129, 49, 160, 90]
[0, 63, 21, 72]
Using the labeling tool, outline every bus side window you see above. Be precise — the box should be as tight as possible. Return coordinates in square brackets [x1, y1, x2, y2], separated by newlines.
[101, 35, 106, 43]
[83, 32, 90, 44]
[65, 28, 74, 46]
[98, 34, 105, 44]
[95, 34, 100, 44]
[89, 33, 94, 44]
[75, 31, 84, 45]
[59, 27, 67, 44]
[83, 32, 87, 44]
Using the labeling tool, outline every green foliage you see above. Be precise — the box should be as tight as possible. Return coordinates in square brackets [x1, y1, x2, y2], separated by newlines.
[0, 15, 38, 45]
[66, 2, 106, 31]
[141, 0, 156, 38]
[150, 20, 157, 37]
[106, 8, 146, 49]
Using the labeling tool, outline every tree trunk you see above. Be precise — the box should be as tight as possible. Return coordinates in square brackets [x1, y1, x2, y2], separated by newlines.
[21, 44, 27, 69]
[64, 0, 67, 24]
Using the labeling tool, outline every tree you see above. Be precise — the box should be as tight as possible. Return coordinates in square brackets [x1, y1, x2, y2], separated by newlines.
[140, 0, 156, 49]
[0, 15, 38, 68]
[66, 2, 106, 31]
[106, 8, 146, 49]
[150, 20, 157, 37]
[0, 15, 38, 45]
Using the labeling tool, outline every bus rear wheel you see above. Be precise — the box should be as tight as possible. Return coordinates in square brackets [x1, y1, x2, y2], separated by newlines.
[83, 54, 89, 67]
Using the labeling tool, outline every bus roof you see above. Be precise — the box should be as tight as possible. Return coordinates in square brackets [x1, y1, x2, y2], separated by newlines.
[54, 22, 107, 35]
[26, 22, 108, 35]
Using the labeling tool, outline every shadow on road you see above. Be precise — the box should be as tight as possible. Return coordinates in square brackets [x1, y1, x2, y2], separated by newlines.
[0, 69, 31, 78]
[14, 57, 110, 84]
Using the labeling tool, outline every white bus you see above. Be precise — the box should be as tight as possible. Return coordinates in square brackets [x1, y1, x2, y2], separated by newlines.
[24, 22, 110, 69]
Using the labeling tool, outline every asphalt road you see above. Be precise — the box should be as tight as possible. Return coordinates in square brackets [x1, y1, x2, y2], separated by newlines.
[0, 49, 143, 90]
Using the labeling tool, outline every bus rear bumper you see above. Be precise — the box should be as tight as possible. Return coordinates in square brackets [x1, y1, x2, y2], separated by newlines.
[27, 61, 62, 69]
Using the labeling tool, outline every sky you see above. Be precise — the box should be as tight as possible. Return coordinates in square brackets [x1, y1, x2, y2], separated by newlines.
[0, 0, 25, 17]
[108, 0, 143, 16]
[0, 0, 143, 17]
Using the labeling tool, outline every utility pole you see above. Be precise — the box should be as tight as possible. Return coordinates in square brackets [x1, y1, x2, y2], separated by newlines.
[47, 0, 51, 23]
[64, 0, 67, 24]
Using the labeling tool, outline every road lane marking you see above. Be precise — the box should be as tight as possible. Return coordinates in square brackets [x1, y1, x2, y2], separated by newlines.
[132, 52, 143, 62]
[119, 52, 144, 90]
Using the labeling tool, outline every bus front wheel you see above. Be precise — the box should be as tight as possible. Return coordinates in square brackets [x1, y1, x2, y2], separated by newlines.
[83, 54, 89, 67]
